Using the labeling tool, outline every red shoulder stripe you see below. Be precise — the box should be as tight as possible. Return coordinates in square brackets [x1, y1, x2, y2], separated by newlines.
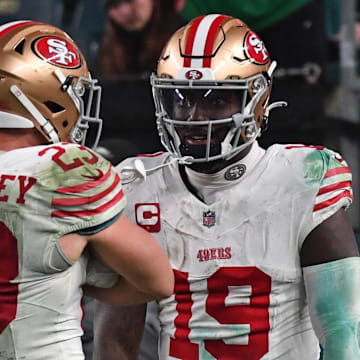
[56, 164, 112, 194]
[324, 166, 350, 179]
[51, 189, 124, 218]
[317, 180, 352, 196]
[314, 190, 353, 212]
[52, 173, 120, 206]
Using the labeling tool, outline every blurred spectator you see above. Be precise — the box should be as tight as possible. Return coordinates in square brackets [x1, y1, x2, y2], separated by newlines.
[92, 0, 185, 156]
[174, 0, 185, 12]
[95, 0, 185, 77]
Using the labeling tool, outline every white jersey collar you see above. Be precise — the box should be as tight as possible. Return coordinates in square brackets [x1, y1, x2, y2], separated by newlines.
[184, 141, 265, 204]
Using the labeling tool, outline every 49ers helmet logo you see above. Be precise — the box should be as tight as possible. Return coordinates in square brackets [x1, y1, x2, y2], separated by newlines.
[244, 31, 269, 65]
[32, 36, 81, 69]
[185, 69, 203, 80]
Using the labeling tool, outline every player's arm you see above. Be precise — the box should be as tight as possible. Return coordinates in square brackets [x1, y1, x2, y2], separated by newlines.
[93, 301, 146, 360]
[300, 208, 359, 266]
[54, 146, 173, 299]
[60, 212, 174, 300]
[88, 212, 174, 299]
[300, 208, 360, 359]
[84, 276, 157, 305]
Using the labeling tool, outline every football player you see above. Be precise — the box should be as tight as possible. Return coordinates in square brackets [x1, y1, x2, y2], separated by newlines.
[93, 14, 360, 360]
[0, 20, 174, 360]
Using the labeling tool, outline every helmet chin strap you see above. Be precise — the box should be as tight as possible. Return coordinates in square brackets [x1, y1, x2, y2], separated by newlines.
[10, 85, 60, 143]
[120, 155, 193, 184]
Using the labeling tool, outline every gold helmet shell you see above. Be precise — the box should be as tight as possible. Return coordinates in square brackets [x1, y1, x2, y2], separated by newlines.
[151, 14, 279, 163]
[0, 20, 102, 147]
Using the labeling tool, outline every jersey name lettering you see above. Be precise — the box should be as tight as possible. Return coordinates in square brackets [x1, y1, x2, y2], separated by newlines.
[0, 174, 36, 204]
[197, 247, 232, 262]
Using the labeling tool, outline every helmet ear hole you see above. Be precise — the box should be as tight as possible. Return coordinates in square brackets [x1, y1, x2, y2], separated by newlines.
[44, 101, 65, 114]
[14, 39, 25, 54]
[62, 120, 69, 128]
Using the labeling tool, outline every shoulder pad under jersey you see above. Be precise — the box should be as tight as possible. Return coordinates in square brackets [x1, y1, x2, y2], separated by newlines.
[18, 142, 126, 234]
[277, 144, 352, 229]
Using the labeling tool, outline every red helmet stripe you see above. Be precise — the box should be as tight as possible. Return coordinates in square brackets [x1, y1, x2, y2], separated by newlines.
[203, 15, 228, 67]
[183, 15, 205, 67]
[183, 15, 228, 69]
[0, 20, 40, 39]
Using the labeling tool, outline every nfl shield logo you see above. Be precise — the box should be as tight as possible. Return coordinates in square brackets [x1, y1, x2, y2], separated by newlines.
[203, 210, 216, 228]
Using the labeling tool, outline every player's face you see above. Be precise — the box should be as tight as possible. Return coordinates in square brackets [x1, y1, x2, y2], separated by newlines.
[165, 88, 243, 147]
[160, 88, 248, 173]
[108, 0, 154, 31]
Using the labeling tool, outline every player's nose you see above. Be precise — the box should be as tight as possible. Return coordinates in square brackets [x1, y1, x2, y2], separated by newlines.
[190, 103, 209, 121]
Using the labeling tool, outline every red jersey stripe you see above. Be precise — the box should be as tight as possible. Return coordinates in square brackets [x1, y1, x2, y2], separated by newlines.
[80, 298, 85, 331]
[313, 190, 353, 212]
[56, 164, 112, 194]
[172, 270, 193, 341]
[52, 173, 121, 207]
[324, 166, 350, 179]
[203, 15, 228, 67]
[317, 180, 352, 196]
[51, 188, 124, 218]
[183, 15, 205, 67]
[0, 21, 39, 39]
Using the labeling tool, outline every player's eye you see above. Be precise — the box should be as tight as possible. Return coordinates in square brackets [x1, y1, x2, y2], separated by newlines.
[211, 97, 227, 106]
[176, 97, 193, 108]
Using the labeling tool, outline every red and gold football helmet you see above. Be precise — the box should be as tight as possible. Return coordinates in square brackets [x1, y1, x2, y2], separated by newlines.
[0, 20, 102, 148]
[151, 14, 286, 163]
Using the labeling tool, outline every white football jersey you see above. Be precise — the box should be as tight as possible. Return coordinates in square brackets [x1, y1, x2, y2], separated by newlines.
[118, 143, 352, 360]
[0, 142, 125, 360]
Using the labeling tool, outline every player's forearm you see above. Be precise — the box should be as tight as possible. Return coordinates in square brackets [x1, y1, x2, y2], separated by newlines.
[89, 213, 174, 299]
[84, 277, 159, 306]
[322, 328, 360, 360]
[304, 258, 360, 360]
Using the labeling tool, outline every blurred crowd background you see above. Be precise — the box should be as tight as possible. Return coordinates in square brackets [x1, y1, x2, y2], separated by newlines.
[0, 0, 358, 241]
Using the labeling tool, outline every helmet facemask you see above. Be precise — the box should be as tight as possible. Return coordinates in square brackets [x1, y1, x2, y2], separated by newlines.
[151, 72, 270, 163]
[54, 70, 103, 149]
